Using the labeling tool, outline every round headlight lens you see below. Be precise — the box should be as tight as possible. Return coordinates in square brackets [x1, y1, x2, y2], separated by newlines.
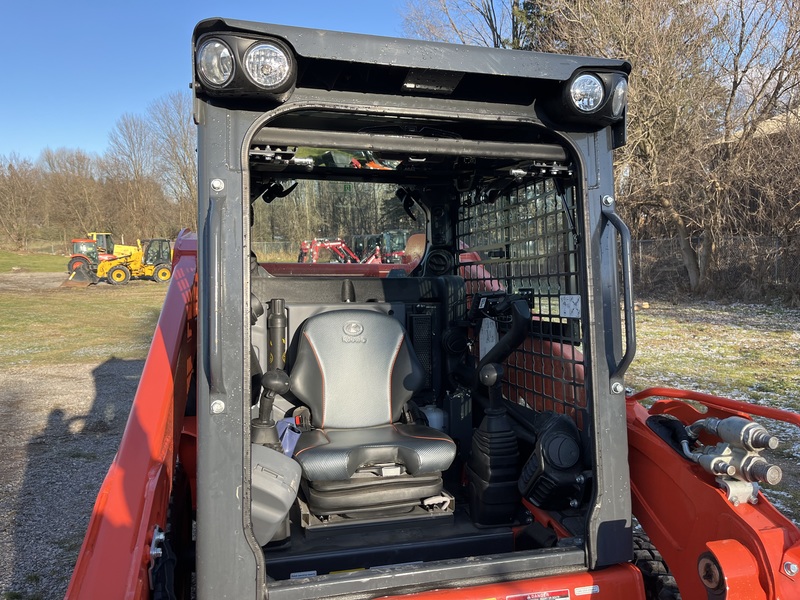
[244, 42, 292, 90]
[197, 40, 234, 88]
[611, 78, 629, 117]
[570, 74, 605, 113]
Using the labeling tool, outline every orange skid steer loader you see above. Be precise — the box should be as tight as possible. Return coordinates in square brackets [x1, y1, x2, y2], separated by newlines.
[67, 19, 800, 600]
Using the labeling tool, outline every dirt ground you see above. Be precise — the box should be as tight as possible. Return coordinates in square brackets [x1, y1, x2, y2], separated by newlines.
[0, 272, 143, 598]
[0, 271, 70, 293]
[0, 272, 797, 598]
[0, 360, 142, 598]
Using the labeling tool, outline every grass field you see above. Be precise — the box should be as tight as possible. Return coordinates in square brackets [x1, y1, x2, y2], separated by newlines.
[0, 283, 167, 367]
[0, 250, 66, 273]
[0, 251, 168, 367]
[627, 302, 800, 411]
[2, 250, 798, 404]
[625, 301, 800, 520]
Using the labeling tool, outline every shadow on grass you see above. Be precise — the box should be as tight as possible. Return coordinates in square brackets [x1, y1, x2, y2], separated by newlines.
[6, 358, 144, 599]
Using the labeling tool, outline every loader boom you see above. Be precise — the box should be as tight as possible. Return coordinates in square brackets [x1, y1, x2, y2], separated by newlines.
[66, 232, 197, 599]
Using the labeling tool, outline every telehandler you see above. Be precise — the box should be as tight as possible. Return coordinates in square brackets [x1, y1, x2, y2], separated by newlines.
[66, 18, 800, 600]
[67, 237, 173, 285]
[87, 231, 139, 260]
[67, 232, 138, 272]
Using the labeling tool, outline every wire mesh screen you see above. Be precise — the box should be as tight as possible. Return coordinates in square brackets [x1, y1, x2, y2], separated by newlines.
[457, 178, 589, 429]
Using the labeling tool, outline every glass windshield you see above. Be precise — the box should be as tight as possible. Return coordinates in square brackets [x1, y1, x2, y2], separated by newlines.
[74, 242, 98, 262]
[250, 167, 421, 268]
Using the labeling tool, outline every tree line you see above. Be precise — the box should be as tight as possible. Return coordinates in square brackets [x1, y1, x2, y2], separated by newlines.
[251, 180, 418, 259]
[402, 0, 800, 298]
[2, 2, 799, 300]
[0, 92, 197, 251]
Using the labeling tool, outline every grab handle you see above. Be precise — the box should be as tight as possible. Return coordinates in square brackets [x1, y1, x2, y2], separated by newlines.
[601, 195, 636, 382]
[204, 199, 225, 394]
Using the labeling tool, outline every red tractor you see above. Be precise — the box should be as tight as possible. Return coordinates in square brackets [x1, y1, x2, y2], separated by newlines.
[297, 237, 360, 263]
[379, 229, 410, 263]
[298, 237, 381, 264]
[67, 238, 101, 274]
[67, 19, 800, 600]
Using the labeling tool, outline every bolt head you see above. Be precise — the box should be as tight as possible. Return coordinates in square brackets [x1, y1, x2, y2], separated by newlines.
[210, 399, 225, 414]
[785, 562, 799, 577]
[611, 382, 624, 394]
[210, 178, 225, 192]
[602, 195, 615, 206]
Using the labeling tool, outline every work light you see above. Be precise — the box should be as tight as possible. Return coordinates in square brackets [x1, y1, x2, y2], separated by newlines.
[244, 42, 293, 91]
[197, 39, 234, 88]
[570, 74, 604, 113]
[611, 78, 628, 117]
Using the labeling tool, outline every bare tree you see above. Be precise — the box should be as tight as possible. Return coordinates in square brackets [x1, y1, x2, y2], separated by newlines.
[39, 148, 105, 243]
[403, 0, 800, 294]
[402, 0, 555, 49]
[0, 155, 42, 250]
[104, 113, 170, 239]
[549, 0, 725, 291]
[147, 91, 198, 232]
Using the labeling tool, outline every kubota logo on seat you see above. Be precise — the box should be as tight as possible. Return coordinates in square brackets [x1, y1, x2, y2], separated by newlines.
[342, 321, 366, 343]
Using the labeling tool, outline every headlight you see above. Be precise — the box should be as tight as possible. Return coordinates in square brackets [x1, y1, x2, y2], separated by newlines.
[611, 78, 628, 117]
[244, 42, 293, 90]
[570, 74, 604, 113]
[197, 39, 234, 88]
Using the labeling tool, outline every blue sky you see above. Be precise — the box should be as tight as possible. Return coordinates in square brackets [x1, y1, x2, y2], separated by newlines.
[0, 1, 407, 161]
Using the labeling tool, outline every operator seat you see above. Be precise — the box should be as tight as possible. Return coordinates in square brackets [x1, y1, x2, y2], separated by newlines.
[290, 309, 456, 516]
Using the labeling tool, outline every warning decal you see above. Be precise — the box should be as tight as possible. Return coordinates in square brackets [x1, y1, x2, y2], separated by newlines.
[506, 590, 570, 600]
[574, 585, 600, 596]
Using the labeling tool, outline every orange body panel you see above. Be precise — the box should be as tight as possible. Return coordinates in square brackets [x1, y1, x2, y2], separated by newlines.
[627, 388, 800, 600]
[65, 232, 197, 600]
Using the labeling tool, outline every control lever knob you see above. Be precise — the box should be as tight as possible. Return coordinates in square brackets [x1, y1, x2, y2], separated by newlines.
[479, 363, 503, 387]
[262, 370, 290, 395]
[479, 363, 505, 411]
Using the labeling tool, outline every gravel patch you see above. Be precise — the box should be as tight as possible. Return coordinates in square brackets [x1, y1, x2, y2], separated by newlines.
[0, 360, 142, 599]
[0, 271, 67, 293]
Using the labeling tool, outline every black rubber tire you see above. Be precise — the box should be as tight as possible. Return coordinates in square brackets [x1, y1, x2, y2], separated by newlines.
[166, 464, 193, 600]
[634, 533, 682, 600]
[68, 256, 90, 273]
[107, 264, 131, 285]
[153, 263, 172, 283]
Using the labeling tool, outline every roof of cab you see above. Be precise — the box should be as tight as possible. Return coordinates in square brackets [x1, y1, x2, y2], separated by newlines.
[193, 17, 631, 82]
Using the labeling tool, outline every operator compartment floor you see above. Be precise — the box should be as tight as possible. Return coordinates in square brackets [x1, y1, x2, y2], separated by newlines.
[263, 504, 514, 581]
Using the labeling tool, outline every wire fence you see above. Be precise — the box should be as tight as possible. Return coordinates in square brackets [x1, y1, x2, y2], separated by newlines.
[251, 241, 296, 258]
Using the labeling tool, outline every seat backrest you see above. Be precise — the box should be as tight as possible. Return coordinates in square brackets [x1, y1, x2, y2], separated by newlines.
[290, 309, 424, 429]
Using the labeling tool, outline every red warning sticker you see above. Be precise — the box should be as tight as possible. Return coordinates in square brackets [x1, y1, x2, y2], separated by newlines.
[506, 590, 570, 600]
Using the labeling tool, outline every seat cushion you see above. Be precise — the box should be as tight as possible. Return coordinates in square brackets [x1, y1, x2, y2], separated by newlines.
[294, 423, 457, 481]
[304, 472, 444, 514]
[290, 309, 425, 428]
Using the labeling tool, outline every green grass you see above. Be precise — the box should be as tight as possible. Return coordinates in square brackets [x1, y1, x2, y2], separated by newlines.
[0, 282, 167, 367]
[0, 250, 66, 273]
[627, 301, 800, 410]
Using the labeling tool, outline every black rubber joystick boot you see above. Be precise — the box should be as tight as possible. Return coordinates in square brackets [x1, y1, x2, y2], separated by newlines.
[466, 363, 521, 526]
[251, 370, 290, 449]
